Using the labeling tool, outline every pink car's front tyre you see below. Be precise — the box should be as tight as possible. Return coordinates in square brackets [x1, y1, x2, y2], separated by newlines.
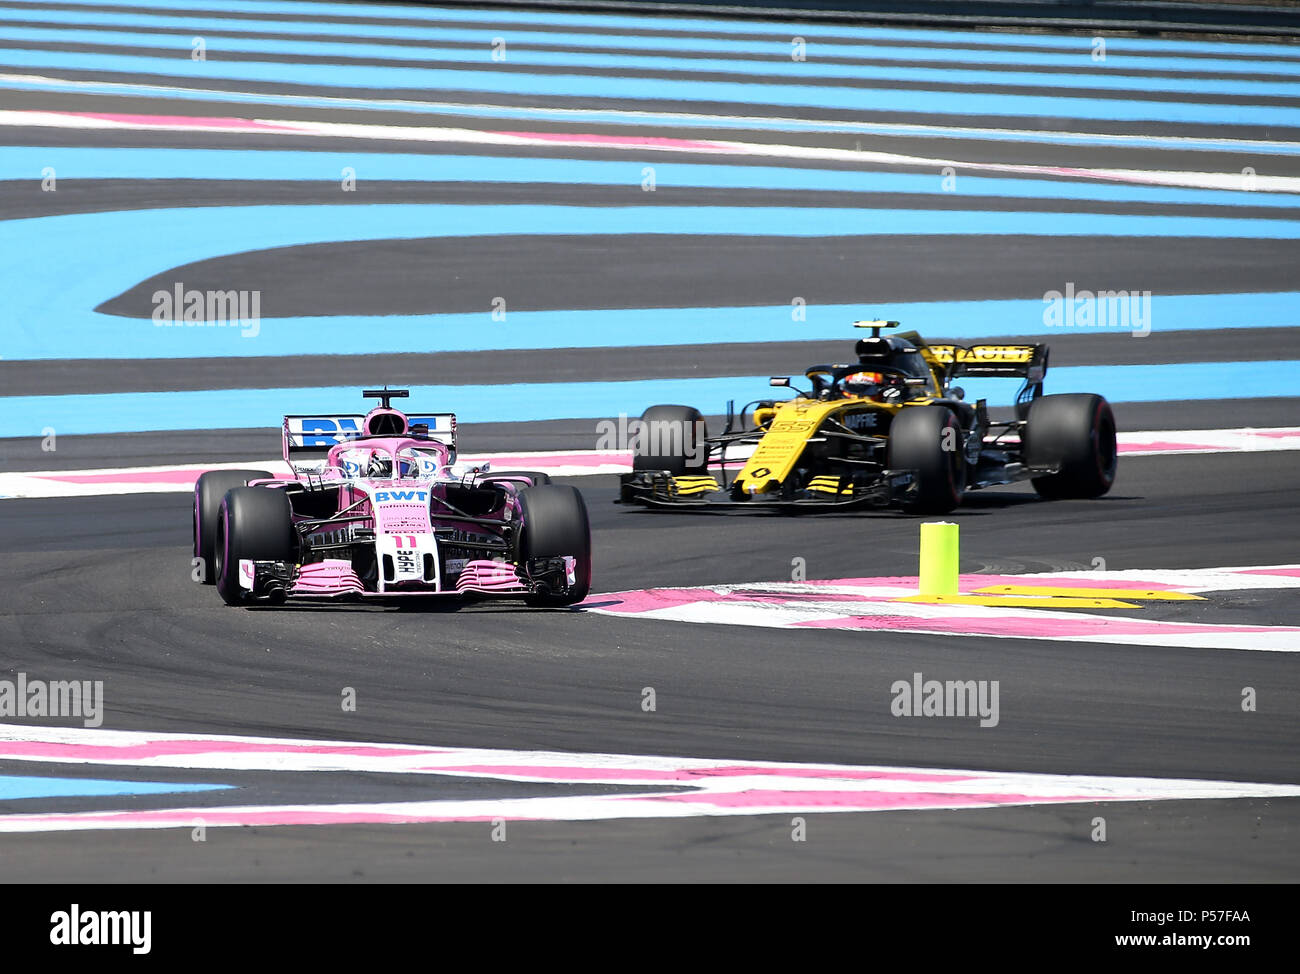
[194, 469, 273, 585]
[515, 485, 591, 607]
[215, 487, 295, 606]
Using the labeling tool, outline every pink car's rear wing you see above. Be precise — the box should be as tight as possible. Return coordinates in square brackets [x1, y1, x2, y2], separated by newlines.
[282, 413, 457, 465]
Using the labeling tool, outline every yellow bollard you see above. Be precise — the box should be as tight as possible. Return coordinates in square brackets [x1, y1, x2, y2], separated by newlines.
[918, 522, 959, 596]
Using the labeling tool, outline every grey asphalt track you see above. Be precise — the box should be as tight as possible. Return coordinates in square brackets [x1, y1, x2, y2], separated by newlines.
[4, 327, 1299, 398]
[96, 233, 1300, 319]
[0, 444, 1298, 881]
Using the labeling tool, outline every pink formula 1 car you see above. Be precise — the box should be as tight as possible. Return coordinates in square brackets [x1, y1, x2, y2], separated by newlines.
[192, 389, 590, 608]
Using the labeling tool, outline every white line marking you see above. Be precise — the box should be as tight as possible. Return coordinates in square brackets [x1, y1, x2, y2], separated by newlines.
[0, 724, 1296, 832]
[4, 72, 1300, 157]
[3, 104, 1299, 193]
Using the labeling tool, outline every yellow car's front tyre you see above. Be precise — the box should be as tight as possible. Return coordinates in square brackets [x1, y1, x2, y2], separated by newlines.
[631, 404, 708, 477]
[888, 405, 966, 514]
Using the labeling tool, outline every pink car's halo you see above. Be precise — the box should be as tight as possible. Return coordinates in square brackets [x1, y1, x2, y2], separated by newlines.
[327, 438, 451, 482]
[193, 388, 591, 609]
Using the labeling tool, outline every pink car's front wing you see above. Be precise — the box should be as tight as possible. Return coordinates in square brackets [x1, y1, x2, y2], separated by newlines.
[240, 555, 536, 599]
[235, 459, 560, 600]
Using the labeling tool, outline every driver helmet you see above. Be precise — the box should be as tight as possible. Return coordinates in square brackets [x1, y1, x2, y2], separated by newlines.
[396, 447, 440, 479]
[845, 370, 909, 402]
[366, 452, 393, 478]
[843, 370, 883, 397]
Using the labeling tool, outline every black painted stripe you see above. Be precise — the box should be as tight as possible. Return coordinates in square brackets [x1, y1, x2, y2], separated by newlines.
[7, 178, 1300, 224]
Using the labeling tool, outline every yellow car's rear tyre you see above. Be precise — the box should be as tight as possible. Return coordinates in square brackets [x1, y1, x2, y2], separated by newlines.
[1025, 394, 1117, 499]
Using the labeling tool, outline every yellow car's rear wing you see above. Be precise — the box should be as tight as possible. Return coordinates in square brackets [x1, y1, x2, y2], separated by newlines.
[920, 342, 1049, 382]
[901, 332, 1048, 416]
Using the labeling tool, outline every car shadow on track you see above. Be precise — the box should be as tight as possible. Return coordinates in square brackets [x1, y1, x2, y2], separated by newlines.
[616, 489, 1056, 519]
[235, 601, 583, 614]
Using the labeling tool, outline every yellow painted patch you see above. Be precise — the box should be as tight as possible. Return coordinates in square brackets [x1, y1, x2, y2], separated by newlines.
[973, 585, 1204, 601]
[895, 594, 1141, 609]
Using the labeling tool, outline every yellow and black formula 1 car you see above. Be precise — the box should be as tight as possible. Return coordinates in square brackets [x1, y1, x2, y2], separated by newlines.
[618, 321, 1117, 514]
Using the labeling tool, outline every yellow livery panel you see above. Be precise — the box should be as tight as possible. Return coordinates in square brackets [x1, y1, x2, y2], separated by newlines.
[735, 399, 854, 492]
